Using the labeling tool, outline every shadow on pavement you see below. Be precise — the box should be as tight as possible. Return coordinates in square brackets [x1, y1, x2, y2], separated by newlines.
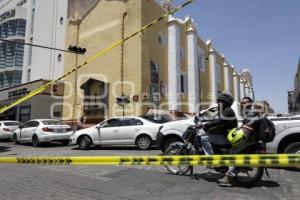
[284, 167, 300, 172]
[19, 142, 67, 148]
[189, 172, 280, 188]
[0, 139, 12, 143]
[0, 146, 10, 153]
[190, 172, 223, 182]
[71, 146, 159, 151]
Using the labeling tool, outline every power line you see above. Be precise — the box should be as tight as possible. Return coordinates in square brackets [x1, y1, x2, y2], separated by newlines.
[0, 38, 79, 54]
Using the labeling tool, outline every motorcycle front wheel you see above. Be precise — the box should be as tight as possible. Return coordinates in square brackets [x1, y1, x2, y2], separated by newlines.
[234, 167, 264, 186]
[164, 143, 194, 175]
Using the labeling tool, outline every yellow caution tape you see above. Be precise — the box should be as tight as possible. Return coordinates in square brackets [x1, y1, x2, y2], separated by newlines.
[0, 0, 194, 114]
[0, 154, 299, 167]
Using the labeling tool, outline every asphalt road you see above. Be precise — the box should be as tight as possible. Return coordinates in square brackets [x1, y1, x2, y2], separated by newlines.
[0, 141, 299, 200]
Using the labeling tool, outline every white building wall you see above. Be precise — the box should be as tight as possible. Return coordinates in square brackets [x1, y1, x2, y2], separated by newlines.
[168, 18, 181, 111]
[249, 88, 254, 100]
[223, 63, 231, 93]
[0, 0, 29, 89]
[240, 79, 245, 100]
[22, 0, 68, 83]
[233, 72, 240, 102]
[0, 0, 68, 84]
[0, 0, 17, 9]
[245, 85, 250, 98]
[187, 28, 199, 113]
[207, 41, 217, 104]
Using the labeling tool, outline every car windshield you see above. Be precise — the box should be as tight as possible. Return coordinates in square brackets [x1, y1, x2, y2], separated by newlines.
[42, 120, 66, 125]
[3, 122, 21, 126]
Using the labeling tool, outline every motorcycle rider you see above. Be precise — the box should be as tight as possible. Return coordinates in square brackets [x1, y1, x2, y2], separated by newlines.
[217, 102, 267, 186]
[196, 93, 238, 155]
[241, 97, 254, 121]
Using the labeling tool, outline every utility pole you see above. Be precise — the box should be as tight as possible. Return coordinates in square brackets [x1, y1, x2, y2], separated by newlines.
[121, 12, 127, 117]
[70, 13, 82, 130]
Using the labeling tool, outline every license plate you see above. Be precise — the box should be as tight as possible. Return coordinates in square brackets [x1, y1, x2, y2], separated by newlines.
[56, 129, 64, 133]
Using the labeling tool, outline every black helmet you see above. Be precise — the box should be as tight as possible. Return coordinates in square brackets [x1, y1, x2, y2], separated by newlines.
[217, 93, 234, 106]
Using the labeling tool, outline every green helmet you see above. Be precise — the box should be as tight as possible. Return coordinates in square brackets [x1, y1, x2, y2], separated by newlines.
[227, 128, 246, 147]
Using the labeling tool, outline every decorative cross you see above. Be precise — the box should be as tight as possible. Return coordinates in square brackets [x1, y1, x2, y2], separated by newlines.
[161, 0, 174, 12]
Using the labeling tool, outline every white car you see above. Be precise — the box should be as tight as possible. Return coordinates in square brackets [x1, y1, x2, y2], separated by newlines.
[71, 117, 162, 150]
[13, 119, 73, 147]
[157, 102, 300, 156]
[0, 121, 22, 140]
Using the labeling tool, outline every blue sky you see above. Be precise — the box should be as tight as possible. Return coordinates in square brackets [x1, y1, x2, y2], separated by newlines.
[174, 0, 300, 113]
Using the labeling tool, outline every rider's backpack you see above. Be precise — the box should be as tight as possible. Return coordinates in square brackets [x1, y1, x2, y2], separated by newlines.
[258, 117, 276, 143]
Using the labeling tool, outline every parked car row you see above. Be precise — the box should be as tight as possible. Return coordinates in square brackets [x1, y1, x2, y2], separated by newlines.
[1, 102, 300, 155]
[0, 116, 163, 150]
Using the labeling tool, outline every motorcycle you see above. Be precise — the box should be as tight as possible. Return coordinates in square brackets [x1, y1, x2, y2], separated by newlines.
[164, 116, 268, 186]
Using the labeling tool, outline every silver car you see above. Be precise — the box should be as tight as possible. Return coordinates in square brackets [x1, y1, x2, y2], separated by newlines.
[13, 119, 73, 147]
[71, 117, 162, 150]
[0, 121, 22, 140]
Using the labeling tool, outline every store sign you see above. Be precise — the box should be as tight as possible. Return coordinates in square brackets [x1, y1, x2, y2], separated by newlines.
[0, 9, 16, 23]
[8, 88, 30, 99]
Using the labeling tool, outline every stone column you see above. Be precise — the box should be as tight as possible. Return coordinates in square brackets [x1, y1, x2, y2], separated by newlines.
[187, 26, 199, 113]
[249, 88, 255, 100]
[223, 62, 231, 93]
[240, 78, 246, 100]
[245, 85, 250, 98]
[207, 40, 217, 105]
[168, 16, 181, 111]
[233, 71, 240, 102]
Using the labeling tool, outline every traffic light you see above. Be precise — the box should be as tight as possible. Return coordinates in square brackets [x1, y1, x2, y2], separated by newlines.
[116, 95, 130, 106]
[68, 45, 87, 54]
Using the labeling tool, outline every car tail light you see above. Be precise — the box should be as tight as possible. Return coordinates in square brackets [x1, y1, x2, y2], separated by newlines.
[3, 128, 11, 132]
[42, 127, 54, 132]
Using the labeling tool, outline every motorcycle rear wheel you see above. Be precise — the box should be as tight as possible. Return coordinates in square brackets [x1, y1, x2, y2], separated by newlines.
[164, 143, 194, 175]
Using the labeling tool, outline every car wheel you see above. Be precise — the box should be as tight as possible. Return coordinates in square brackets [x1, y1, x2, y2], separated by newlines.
[136, 135, 152, 150]
[13, 133, 19, 144]
[284, 142, 300, 171]
[78, 136, 92, 150]
[62, 140, 70, 146]
[32, 135, 40, 147]
[163, 138, 182, 152]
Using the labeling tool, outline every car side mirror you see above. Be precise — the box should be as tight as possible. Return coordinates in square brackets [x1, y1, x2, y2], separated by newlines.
[19, 125, 23, 129]
[95, 125, 101, 129]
